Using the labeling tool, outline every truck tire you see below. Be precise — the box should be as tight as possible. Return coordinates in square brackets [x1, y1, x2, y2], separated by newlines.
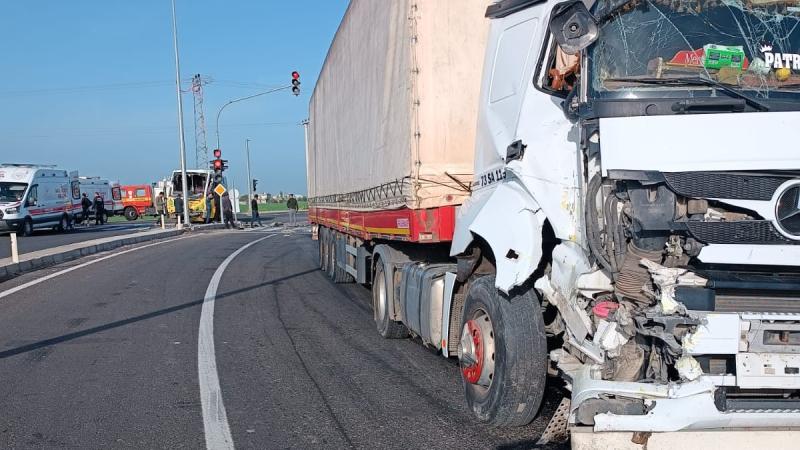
[372, 258, 409, 339]
[319, 227, 328, 271]
[326, 231, 336, 279]
[124, 207, 138, 221]
[21, 218, 33, 237]
[458, 275, 547, 427]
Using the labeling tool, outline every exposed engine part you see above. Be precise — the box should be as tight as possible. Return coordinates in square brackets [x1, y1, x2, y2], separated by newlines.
[601, 339, 646, 381]
[687, 198, 709, 215]
[615, 244, 661, 303]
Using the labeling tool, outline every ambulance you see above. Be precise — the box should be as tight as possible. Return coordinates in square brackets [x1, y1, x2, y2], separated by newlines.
[0, 164, 80, 236]
[74, 177, 123, 223]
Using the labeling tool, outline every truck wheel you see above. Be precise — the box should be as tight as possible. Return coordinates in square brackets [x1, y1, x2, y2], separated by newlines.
[372, 258, 409, 339]
[20, 218, 33, 237]
[326, 231, 337, 279]
[124, 207, 138, 221]
[319, 228, 328, 271]
[459, 275, 547, 427]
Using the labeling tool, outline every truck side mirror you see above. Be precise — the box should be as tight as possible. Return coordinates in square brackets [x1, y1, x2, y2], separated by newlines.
[548, 1, 598, 54]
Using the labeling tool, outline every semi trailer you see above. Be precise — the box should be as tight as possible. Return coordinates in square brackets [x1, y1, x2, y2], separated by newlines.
[308, 0, 800, 447]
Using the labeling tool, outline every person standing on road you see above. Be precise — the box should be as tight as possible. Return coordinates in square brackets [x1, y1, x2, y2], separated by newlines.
[174, 193, 184, 225]
[93, 193, 105, 225]
[222, 193, 235, 229]
[250, 195, 263, 228]
[80, 193, 92, 226]
[205, 193, 213, 224]
[155, 192, 167, 224]
[287, 194, 299, 226]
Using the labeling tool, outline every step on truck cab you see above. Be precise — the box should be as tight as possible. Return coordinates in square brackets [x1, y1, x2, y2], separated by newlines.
[0, 164, 79, 236]
[309, 0, 800, 447]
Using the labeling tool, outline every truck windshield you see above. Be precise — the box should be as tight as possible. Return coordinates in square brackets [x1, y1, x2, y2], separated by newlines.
[172, 173, 208, 198]
[588, 0, 800, 102]
[0, 182, 27, 203]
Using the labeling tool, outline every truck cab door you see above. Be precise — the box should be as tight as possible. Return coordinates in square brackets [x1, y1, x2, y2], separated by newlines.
[473, 4, 546, 176]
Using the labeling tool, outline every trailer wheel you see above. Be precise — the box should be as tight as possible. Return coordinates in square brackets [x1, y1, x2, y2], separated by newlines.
[458, 275, 547, 427]
[326, 231, 336, 279]
[372, 258, 409, 339]
[21, 218, 33, 237]
[319, 227, 328, 271]
[124, 207, 138, 221]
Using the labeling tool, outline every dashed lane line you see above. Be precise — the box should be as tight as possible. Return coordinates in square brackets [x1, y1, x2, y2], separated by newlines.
[198, 233, 277, 450]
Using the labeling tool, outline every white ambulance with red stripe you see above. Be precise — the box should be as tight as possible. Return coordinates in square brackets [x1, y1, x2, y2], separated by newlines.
[0, 164, 80, 236]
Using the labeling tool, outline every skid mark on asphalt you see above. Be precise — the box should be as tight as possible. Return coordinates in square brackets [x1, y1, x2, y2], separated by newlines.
[198, 233, 276, 450]
[270, 282, 356, 449]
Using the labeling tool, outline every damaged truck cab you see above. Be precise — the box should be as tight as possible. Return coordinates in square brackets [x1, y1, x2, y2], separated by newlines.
[455, 0, 800, 445]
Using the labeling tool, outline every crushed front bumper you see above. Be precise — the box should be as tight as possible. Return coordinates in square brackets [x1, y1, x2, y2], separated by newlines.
[568, 312, 800, 433]
[571, 427, 800, 450]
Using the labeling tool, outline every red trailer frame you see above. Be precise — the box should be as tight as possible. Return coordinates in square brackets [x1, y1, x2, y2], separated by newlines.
[309, 205, 456, 243]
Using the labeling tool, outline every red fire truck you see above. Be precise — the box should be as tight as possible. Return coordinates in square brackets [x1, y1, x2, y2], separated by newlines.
[120, 184, 154, 221]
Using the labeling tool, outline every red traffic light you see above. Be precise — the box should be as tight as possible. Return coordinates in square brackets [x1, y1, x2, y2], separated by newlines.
[213, 149, 222, 158]
[213, 160, 223, 170]
[291, 71, 300, 80]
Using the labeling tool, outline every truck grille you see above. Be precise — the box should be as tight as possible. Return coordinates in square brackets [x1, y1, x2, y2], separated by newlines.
[686, 220, 795, 245]
[664, 172, 789, 201]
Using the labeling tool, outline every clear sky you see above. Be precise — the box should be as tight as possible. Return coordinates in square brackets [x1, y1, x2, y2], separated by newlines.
[0, 0, 349, 195]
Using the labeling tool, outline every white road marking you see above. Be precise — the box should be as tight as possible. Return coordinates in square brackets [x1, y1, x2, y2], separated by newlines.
[198, 233, 276, 450]
[0, 235, 193, 300]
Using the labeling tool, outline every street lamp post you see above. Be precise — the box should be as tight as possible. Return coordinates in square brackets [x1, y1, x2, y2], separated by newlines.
[170, 0, 191, 228]
[245, 139, 253, 219]
[214, 85, 292, 151]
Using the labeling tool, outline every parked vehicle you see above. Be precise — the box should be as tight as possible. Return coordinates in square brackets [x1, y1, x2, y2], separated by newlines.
[308, 0, 800, 447]
[0, 164, 79, 235]
[73, 177, 122, 224]
[120, 184, 155, 221]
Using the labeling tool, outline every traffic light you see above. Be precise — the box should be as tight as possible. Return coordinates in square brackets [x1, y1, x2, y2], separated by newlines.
[291, 71, 300, 96]
[252, 179, 258, 192]
[211, 150, 226, 184]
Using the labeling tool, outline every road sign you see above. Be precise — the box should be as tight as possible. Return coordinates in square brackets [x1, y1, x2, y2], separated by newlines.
[214, 184, 227, 196]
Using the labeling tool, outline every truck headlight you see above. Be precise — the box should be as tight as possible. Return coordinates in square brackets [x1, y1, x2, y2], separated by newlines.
[5, 207, 18, 214]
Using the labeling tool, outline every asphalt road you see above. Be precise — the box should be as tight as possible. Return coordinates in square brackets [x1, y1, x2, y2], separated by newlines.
[0, 221, 158, 259]
[0, 225, 564, 449]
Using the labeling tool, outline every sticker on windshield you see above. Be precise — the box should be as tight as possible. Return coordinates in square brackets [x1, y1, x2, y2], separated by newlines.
[759, 43, 800, 71]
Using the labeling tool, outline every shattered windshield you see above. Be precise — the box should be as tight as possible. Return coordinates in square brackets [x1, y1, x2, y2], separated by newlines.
[172, 172, 208, 198]
[588, 0, 800, 100]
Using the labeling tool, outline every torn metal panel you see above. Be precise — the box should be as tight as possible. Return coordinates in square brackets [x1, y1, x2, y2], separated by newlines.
[640, 259, 707, 314]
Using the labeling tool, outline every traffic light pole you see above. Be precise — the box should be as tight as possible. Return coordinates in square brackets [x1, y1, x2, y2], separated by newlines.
[245, 138, 253, 219]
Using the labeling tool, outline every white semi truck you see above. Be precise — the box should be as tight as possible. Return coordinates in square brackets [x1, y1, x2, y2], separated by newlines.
[308, 0, 800, 447]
